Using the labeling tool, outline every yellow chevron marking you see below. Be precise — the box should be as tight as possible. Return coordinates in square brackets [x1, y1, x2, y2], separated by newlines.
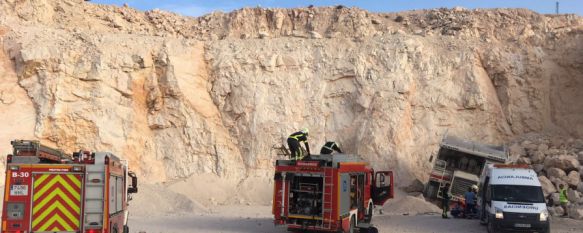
[65, 174, 81, 188]
[33, 174, 50, 189]
[37, 213, 73, 231]
[33, 187, 80, 214]
[32, 200, 79, 228]
[34, 175, 80, 202]
[31, 174, 82, 231]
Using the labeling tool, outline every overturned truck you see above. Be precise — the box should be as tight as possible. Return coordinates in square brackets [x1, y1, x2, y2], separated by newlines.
[424, 135, 508, 202]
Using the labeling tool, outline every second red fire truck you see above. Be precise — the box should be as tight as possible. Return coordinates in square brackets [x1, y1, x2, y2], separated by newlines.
[273, 154, 394, 233]
[1, 140, 138, 233]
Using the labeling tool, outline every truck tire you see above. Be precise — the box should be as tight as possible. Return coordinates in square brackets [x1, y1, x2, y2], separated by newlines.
[364, 203, 373, 223]
[479, 208, 487, 225]
[123, 225, 129, 233]
[349, 217, 356, 233]
[486, 216, 496, 233]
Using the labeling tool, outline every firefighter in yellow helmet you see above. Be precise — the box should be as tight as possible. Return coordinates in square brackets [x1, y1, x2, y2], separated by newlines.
[287, 128, 310, 160]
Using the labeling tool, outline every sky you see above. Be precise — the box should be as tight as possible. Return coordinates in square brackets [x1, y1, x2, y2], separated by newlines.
[91, 0, 583, 17]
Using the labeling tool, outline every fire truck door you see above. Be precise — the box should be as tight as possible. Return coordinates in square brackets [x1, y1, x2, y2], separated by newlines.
[372, 171, 394, 205]
[31, 173, 83, 232]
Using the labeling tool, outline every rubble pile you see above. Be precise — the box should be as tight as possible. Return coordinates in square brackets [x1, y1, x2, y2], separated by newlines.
[511, 134, 583, 219]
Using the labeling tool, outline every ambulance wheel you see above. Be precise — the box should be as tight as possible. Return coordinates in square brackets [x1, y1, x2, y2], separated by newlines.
[479, 211, 487, 225]
[364, 203, 373, 223]
[486, 217, 496, 233]
[123, 225, 129, 233]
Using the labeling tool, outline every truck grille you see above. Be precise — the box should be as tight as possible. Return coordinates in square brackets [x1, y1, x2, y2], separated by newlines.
[504, 212, 539, 221]
[450, 177, 477, 197]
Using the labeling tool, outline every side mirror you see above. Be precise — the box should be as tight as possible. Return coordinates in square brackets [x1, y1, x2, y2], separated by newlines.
[128, 171, 138, 194]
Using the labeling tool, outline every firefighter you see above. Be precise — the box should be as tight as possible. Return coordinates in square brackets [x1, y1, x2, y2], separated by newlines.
[320, 141, 343, 154]
[441, 183, 451, 219]
[287, 128, 310, 160]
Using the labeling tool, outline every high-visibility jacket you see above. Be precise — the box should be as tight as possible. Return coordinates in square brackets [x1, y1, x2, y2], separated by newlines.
[288, 131, 308, 142]
[560, 188, 568, 203]
[288, 131, 310, 155]
[320, 141, 342, 154]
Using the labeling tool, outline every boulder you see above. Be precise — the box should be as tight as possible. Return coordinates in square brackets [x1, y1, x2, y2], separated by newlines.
[578, 183, 583, 193]
[538, 176, 556, 197]
[258, 31, 270, 39]
[309, 31, 322, 39]
[546, 167, 567, 181]
[567, 189, 580, 203]
[531, 151, 545, 164]
[551, 193, 561, 206]
[549, 206, 564, 216]
[550, 137, 566, 149]
[516, 157, 531, 165]
[567, 205, 583, 220]
[509, 143, 525, 157]
[566, 171, 581, 188]
[533, 164, 544, 173]
[538, 144, 550, 154]
[547, 148, 561, 156]
[578, 151, 583, 163]
[544, 155, 580, 172]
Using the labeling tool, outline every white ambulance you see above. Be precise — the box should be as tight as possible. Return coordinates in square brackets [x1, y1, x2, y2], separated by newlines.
[478, 164, 550, 233]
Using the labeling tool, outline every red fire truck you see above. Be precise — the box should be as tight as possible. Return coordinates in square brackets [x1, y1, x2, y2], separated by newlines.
[273, 154, 394, 233]
[1, 140, 138, 233]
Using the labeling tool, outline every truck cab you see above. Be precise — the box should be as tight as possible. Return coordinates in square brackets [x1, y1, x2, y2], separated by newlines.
[478, 164, 550, 233]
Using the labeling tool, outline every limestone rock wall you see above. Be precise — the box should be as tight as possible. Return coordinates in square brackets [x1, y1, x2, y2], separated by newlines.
[0, 0, 582, 195]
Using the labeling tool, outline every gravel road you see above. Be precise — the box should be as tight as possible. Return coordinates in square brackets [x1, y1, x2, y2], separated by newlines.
[129, 206, 582, 233]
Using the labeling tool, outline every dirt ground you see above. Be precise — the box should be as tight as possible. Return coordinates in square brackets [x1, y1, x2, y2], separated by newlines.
[128, 205, 583, 233]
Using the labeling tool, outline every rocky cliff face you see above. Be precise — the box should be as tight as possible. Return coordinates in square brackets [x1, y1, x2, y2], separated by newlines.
[1, 0, 583, 204]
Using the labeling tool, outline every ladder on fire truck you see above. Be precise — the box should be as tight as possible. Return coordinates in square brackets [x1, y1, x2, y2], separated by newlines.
[322, 167, 334, 230]
[10, 140, 71, 163]
[84, 156, 106, 230]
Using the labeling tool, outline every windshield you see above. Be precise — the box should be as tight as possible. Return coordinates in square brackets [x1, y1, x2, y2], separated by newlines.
[491, 185, 544, 203]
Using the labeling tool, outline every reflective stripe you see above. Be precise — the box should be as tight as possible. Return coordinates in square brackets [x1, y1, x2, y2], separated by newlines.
[289, 133, 307, 141]
[323, 142, 336, 150]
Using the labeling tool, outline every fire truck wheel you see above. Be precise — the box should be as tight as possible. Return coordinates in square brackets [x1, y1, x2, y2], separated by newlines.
[368, 226, 379, 233]
[348, 217, 356, 233]
[364, 203, 373, 223]
[123, 225, 129, 233]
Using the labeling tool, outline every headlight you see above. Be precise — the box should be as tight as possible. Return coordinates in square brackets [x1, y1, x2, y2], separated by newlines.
[540, 210, 549, 221]
[495, 208, 504, 219]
